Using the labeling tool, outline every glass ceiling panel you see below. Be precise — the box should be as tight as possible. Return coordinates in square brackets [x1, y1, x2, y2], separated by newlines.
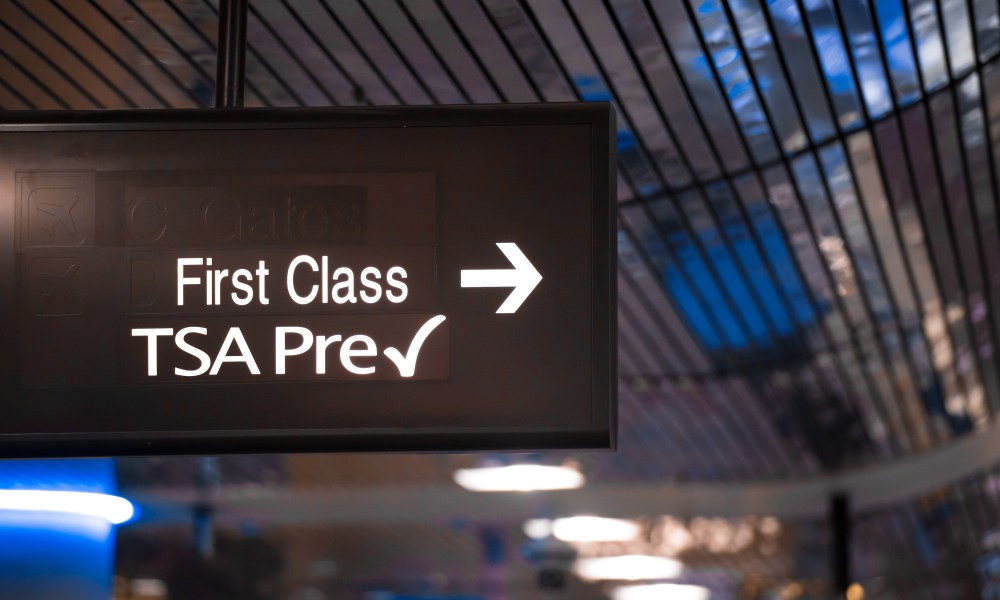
[334, 0, 437, 104]
[837, 0, 894, 118]
[610, 0, 724, 181]
[731, 174, 820, 335]
[685, 0, 781, 165]
[729, 0, 811, 153]
[872, 0, 924, 105]
[799, 0, 866, 129]
[288, 1, 406, 106]
[907, 0, 950, 90]
[619, 276, 691, 375]
[526, 0, 664, 195]
[649, 0, 753, 174]
[703, 182, 796, 339]
[440, 0, 539, 103]
[973, 0, 1000, 62]
[481, 0, 579, 102]
[570, 0, 694, 187]
[618, 231, 715, 373]
[939, 0, 975, 76]
[403, 0, 502, 104]
[764, 0, 839, 142]
[363, 0, 467, 103]
[676, 187, 775, 349]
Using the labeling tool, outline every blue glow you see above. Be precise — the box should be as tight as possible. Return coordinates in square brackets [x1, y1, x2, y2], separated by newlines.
[0, 458, 115, 494]
[617, 129, 636, 151]
[0, 511, 116, 599]
[717, 207, 796, 335]
[627, 205, 725, 349]
[662, 222, 750, 348]
[749, 207, 818, 325]
[654, 195, 819, 354]
[665, 266, 723, 349]
[576, 75, 610, 102]
[674, 255, 763, 344]
[694, 216, 772, 344]
[645, 174, 818, 355]
[0, 459, 121, 600]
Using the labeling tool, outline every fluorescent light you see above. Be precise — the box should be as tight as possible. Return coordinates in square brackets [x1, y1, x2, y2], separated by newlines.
[453, 464, 584, 492]
[524, 516, 641, 542]
[574, 555, 683, 581]
[524, 518, 553, 539]
[0, 490, 135, 525]
[553, 516, 641, 542]
[611, 583, 711, 600]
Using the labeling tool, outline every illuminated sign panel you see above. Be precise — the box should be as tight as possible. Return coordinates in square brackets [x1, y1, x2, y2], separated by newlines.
[0, 105, 615, 456]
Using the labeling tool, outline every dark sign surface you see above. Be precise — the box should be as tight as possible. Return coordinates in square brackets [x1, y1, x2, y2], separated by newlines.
[0, 104, 615, 456]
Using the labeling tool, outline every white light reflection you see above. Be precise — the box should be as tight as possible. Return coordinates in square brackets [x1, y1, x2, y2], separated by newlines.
[453, 464, 584, 492]
[611, 583, 711, 600]
[573, 555, 683, 582]
[523, 518, 553, 539]
[523, 516, 641, 543]
[0, 490, 135, 524]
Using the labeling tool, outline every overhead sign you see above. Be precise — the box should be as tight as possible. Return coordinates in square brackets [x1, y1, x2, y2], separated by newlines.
[0, 104, 615, 456]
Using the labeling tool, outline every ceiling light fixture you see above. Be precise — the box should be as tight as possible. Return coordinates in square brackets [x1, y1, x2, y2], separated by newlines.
[523, 516, 641, 542]
[611, 583, 711, 600]
[453, 464, 584, 492]
[523, 518, 554, 539]
[573, 555, 683, 581]
[0, 490, 135, 525]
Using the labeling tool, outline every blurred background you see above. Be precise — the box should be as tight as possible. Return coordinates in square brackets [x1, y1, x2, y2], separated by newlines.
[1, 0, 1000, 598]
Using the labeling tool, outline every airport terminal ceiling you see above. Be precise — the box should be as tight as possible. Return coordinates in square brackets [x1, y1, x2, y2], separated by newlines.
[1, 0, 1000, 598]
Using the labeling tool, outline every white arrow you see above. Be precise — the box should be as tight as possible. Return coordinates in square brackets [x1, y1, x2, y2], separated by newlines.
[460, 242, 542, 314]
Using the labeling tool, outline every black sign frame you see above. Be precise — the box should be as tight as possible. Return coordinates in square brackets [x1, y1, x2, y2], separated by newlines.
[0, 104, 616, 457]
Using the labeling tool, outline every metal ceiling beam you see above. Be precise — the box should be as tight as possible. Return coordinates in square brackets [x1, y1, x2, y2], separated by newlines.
[215, 0, 246, 108]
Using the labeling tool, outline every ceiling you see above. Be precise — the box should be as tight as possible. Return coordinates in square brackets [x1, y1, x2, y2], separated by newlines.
[2, 0, 1000, 598]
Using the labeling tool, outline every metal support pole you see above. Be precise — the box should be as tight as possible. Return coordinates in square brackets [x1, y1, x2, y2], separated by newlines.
[214, 0, 247, 108]
[832, 493, 851, 597]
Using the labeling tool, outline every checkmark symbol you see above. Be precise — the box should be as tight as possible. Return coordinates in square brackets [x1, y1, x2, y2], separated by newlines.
[384, 315, 447, 377]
